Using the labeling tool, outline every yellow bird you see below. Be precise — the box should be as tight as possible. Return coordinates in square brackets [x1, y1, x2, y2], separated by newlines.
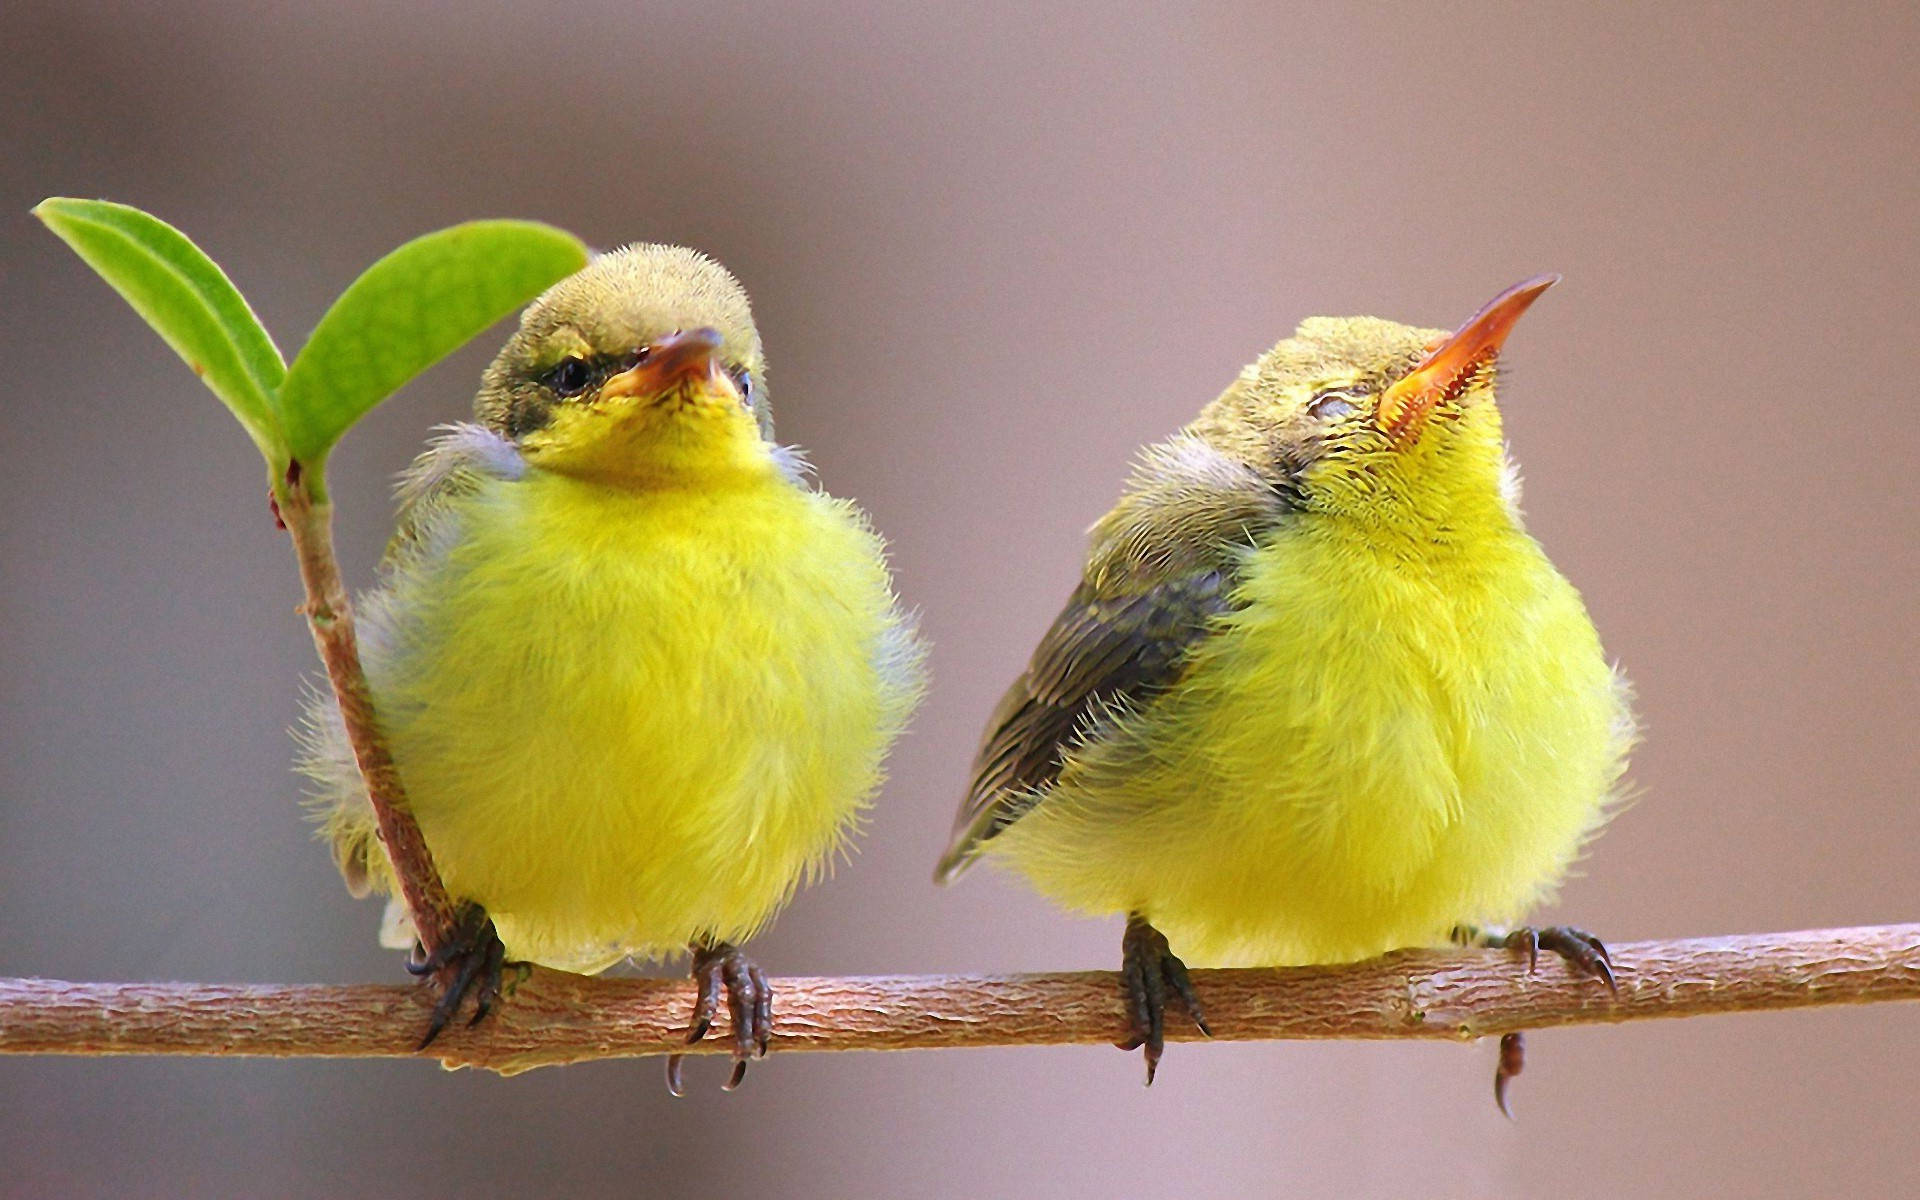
[302, 244, 925, 1089]
[937, 277, 1633, 1085]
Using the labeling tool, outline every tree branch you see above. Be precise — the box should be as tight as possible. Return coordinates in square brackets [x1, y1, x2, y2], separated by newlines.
[5, 924, 1915, 1074]
[275, 463, 459, 957]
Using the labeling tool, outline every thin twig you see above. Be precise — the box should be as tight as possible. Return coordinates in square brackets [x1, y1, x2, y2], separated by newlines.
[3, 925, 1915, 1075]
[275, 462, 458, 956]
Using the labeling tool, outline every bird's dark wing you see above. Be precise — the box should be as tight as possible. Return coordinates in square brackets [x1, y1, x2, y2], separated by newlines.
[935, 570, 1236, 879]
[935, 436, 1290, 881]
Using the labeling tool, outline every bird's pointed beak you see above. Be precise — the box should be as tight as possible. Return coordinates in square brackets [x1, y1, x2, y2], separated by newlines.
[1376, 274, 1559, 441]
[599, 326, 729, 404]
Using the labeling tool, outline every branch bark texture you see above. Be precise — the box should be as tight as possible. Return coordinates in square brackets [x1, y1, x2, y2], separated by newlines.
[4, 924, 1915, 1075]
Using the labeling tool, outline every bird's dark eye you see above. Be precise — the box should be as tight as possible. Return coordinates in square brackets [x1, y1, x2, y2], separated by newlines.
[728, 366, 754, 406]
[1309, 388, 1361, 420]
[546, 356, 592, 397]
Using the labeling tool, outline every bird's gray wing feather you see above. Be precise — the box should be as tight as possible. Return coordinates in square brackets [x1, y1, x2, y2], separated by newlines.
[935, 436, 1291, 881]
[380, 422, 526, 571]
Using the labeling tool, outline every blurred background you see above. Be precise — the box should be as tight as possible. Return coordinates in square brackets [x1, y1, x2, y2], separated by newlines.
[3, 3, 1916, 1197]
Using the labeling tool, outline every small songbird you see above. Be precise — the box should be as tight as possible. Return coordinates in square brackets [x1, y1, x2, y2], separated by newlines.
[302, 244, 925, 1090]
[937, 277, 1633, 1086]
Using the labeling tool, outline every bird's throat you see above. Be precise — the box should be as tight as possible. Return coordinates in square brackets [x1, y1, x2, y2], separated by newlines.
[522, 398, 775, 490]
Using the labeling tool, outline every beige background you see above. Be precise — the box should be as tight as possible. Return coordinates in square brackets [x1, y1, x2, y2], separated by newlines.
[3, 3, 1916, 1197]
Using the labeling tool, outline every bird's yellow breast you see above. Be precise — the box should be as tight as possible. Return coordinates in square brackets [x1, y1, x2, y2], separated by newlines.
[363, 466, 914, 971]
[995, 518, 1632, 967]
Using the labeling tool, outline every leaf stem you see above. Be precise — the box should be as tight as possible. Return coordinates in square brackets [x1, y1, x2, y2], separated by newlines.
[276, 459, 459, 957]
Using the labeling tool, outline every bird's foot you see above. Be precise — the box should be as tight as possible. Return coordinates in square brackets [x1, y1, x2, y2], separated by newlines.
[1117, 914, 1211, 1086]
[665, 940, 771, 1096]
[1452, 923, 1616, 1116]
[406, 902, 511, 1049]
[1487, 924, 1617, 993]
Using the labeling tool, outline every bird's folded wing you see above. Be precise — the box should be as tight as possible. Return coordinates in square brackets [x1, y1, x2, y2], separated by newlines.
[936, 436, 1292, 881]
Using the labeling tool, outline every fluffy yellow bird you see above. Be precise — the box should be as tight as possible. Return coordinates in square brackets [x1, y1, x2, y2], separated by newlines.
[937, 277, 1633, 1086]
[303, 244, 925, 1089]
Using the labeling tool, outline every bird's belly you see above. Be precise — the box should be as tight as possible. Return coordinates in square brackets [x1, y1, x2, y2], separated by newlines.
[365, 475, 901, 969]
[1001, 531, 1630, 967]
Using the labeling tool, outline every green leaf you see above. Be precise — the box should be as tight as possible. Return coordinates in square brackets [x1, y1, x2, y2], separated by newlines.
[34, 198, 288, 462]
[278, 220, 588, 467]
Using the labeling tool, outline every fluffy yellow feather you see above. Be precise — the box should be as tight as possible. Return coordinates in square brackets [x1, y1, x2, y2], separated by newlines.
[302, 245, 924, 1081]
[940, 277, 1633, 1082]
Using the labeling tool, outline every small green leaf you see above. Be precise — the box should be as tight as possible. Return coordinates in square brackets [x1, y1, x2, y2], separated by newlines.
[34, 198, 288, 462]
[278, 220, 588, 467]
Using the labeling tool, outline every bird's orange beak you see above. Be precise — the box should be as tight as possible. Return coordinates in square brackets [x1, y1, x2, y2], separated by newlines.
[1376, 274, 1559, 442]
[599, 326, 730, 403]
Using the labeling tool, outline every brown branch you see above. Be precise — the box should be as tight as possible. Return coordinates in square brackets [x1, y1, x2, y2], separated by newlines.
[4, 924, 1915, 1074]
[275, 463, 459, 956]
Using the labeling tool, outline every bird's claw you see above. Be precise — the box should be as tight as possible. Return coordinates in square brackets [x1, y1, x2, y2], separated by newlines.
[409, 903, 512, 1049]
[1119, 915, 1209, 1086]
[1493, 1031, 1525, 1119]
[1497, 925, 1617, 994]
[1470, 923, 1613, 1115]
[666, 940, 772, 1096]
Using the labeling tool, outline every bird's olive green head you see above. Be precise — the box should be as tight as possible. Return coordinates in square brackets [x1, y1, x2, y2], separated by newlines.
[476, 244, 773, 485]
[1190, 275, 1558, 530]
